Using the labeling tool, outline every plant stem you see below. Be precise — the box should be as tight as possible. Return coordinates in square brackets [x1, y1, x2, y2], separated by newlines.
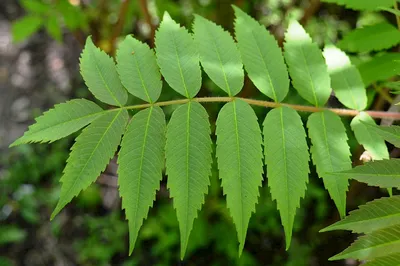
[121, 97, 400, 120]
[395, 0, 400, 30]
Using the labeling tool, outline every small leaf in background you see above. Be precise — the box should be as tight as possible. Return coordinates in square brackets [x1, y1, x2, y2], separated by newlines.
[321, 0, 394, 11]
[351, 112, 389, 160]
[55, 0, 88, 31]
[329, 159, 400, 189]
[51, 110, 128, 219]
[118, 106, 166, 255]
[10, 99, 104, 147]
[233, 6, 289, 102]
[323, 45, 367, 110]
[307, 111, 352, 217]
[284, 20, 331, 107]
[330, 224, 400, 261]
[358, 53, 400, 86]
[384, 81, 400, 94]
[80, 37, 128, 106]
[193, 15, 244, 96]
[321, 196, 400, 233]
[263, 106, 309, 249]
[21, 0, 50, 13]
[12, 15, 43, 43]
[0, 226, 27, 245]
[45, 15, 62, 42]
[216, 99, 263, 255]
[338, 23, 400, 53]
[117, 36, 162, 102]
[166, 102, 212, 259]
[155, 12, 201, 98]
[366, 124, 400, 148]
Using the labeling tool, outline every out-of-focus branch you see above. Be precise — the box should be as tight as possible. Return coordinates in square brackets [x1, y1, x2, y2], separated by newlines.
[300, 0, 321, 25]
[139, 0, 156, 47]
[110, 0, 131, 55]
[394, 1, 400, 30]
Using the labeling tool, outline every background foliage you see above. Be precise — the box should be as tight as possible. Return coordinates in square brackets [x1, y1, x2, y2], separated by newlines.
[1, 0, 400, 265]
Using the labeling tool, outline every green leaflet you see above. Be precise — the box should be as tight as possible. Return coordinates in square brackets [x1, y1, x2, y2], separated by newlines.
[338, 23, 400, 53]
[80, 37, 128, 106]
[363, 253, 400, 266]
[155, 12, 201, 98]
[215, 99, 263, 255]
[263, 106, 309, 250]
[284, 20, 331, 107]
[366, 124, 400, 148]
[307, 111, 351, 217]
[233, 6, 289, 102]
[323, 46, 366, 110]
[117, 35, 162, 103]
[45, 15, 62, 42]
[328, 159, 400, 189]
[321, 196, 400, 233]
[12, 15, 43, 43]
[166, 102, 212, 259]
[358, 53, 400, 86]
[193, 15, 244, 96]
[51, 109, 128, 219]
[351, 112, 389, 160]
[21, 0, 50, 13]
[10, 99, 104, 147]
[118, 106, 166, 254]
[321, 0, 394, 11]
[330, 224, 400, 261]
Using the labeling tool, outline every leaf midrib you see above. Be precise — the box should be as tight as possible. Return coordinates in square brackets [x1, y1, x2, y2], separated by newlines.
[23, 110, 105, 138]
[250, 28, 278, 102]
[91, 48, 122, 107]
[60, 109, 123, 209]
[206, 24, 232, 96]
[232, 100, 244, 241]
[279, 108, 290, 229]
[133, 107, 154, 232]
[171, 30, 190, 98]
[133, 52, 152, 103]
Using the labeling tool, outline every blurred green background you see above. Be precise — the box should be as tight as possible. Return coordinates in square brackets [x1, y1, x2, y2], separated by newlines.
[1, 0, 398, 265]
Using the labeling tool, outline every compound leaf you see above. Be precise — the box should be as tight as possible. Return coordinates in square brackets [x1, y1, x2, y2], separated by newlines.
[51, 109, 128, 219]
[118, 106, 166, 254]
[80, 37, 128, 106]
[321, 196, 400, 233]
[263, 106, 309, 249]
[284, 20, 331, 107]
[166, 102, 212, 259]
[117, 35, 162, 103]
[330, 159, 400, 189]
[193, 15, 244, 96]
[330, 224, 400, 261]
[233, 6, 289, 102]
[351, 112, 389, 160]
[10, 99, 104, 147]
[338, 23, 400, 53]
[358, 53, 400, 86]
[323, 46, 367, 110]
[155, 12, 201, 98]
[216, 99, 263, 255]
[321, 0, 394, 11]
[307, 111, 352, 217]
